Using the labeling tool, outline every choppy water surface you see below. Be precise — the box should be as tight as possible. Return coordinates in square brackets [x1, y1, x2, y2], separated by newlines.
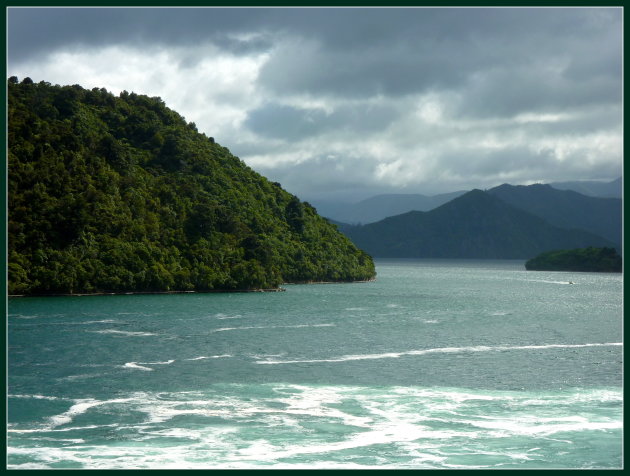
[7, 259, 623, 469]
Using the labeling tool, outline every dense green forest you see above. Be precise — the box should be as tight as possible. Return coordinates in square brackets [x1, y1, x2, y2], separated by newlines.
[8, 77, 375, 295]
[525, 247, 622, 272]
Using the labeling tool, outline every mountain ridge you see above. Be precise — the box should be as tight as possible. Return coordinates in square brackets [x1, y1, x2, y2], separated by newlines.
[339, 189, 617, 259]
[487, 183, 621, 247]
[549, 177, 621, 198]
[311, 190, 467, 224]
[311, 177, 620, 225]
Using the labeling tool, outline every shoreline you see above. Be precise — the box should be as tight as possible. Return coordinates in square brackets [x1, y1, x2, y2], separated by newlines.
[8, 278, 377, 298]
[284, 278, 376, 285]
[8, 288, 286, 298]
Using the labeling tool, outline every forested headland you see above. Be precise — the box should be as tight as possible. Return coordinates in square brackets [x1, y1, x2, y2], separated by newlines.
[8, 77, 375, 295]
[525, 247, 622, 272]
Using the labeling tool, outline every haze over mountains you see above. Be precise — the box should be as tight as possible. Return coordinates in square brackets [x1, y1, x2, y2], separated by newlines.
[312, 178, 621, 225]
[312, 191, 467, 225]
[549, 177, 621, 198]
[335, 183, 621, 260]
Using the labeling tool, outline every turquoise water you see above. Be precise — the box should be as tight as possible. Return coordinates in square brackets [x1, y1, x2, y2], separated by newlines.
[7, 259, 623, 468]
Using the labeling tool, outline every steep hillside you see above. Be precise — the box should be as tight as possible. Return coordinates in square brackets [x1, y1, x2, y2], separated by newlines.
[340, 190, 617, 259]
[8, 78, 375, 295]
[488, 183, 621, 247]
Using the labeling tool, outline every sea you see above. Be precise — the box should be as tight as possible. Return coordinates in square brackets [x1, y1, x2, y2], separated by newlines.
[7, 259, 623, 469]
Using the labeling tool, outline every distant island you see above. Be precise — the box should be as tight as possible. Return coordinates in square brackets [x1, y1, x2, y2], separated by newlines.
[525, 247, 622, 273]
[8, 77, 375, 295]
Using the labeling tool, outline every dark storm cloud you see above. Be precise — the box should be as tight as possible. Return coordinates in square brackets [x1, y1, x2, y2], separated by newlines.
[257, 7, 621, 106]
[10, 7, 620, 111]
[7, 7, 272, 62]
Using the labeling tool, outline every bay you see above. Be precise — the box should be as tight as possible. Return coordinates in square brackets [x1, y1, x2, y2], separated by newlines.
[7, 259, 623, 469]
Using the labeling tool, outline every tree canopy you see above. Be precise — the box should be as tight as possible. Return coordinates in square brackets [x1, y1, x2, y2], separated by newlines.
[525, 247, 622, 272]
[8, 78, 375, 295]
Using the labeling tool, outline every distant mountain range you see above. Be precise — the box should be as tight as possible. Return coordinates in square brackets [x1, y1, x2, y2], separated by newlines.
[338, 188, 620, 259]
[487, 184, 621, 246]
[311, 191, 467, 225]
[312, 178, 621, 225]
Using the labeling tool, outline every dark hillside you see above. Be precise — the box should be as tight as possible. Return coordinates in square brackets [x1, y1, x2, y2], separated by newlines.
[488, 183, 621, 247]
[341, 190, 617, 259]
[8, 77, 375, 295]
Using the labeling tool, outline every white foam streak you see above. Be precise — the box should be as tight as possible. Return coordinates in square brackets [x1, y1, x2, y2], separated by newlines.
[9, 394, 65, 401]
[185, 354, 232, 361]
[525, 279, 577, 285]
[8, 424, 119, 434]
[256, 342, 622, 365]
[7, 384, 622, 469]
[123, 362, 154, 371]
[236, 425, 444, 463]
[213, 323, 334, 333]
[467, 417, 622, 437]
[90, 329, 158, 336]
[57, 373, 103, 382]
[141, 360, 175, 365]
[47, 398, 134, 428]
[215, 313, 243, 320]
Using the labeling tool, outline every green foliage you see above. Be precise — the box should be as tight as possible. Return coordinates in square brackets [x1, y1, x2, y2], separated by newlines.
[8, 79, 375, 295]
[525, 247, 622, 272]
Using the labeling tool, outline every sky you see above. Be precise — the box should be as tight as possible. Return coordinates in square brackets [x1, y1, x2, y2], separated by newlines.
[7, 6, 623, 202]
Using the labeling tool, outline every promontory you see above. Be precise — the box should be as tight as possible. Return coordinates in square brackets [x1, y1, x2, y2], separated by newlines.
[8, 78, 375, 295]
[525, 247, 622, 273]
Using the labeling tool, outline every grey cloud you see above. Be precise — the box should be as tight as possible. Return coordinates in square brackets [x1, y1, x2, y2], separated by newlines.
[244, 101, 399, 141]
[253, 153, 385, 201]
[439, 145, 619, 187]
[257, 8, 621, 104]
[8, 7, 273, 62]
[244, 104, 332, 141]
[256, 44, 468, 99]
[541, 107, 622, 136]
[455, 63, 621, 119]
[451, 146, 560, 177]
[7, 7, 622, 199]
[210, 33, 275, 56]
[10, 7, 621, 111]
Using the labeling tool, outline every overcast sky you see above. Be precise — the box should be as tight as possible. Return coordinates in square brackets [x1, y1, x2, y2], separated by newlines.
[7, 7, 622, 202]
